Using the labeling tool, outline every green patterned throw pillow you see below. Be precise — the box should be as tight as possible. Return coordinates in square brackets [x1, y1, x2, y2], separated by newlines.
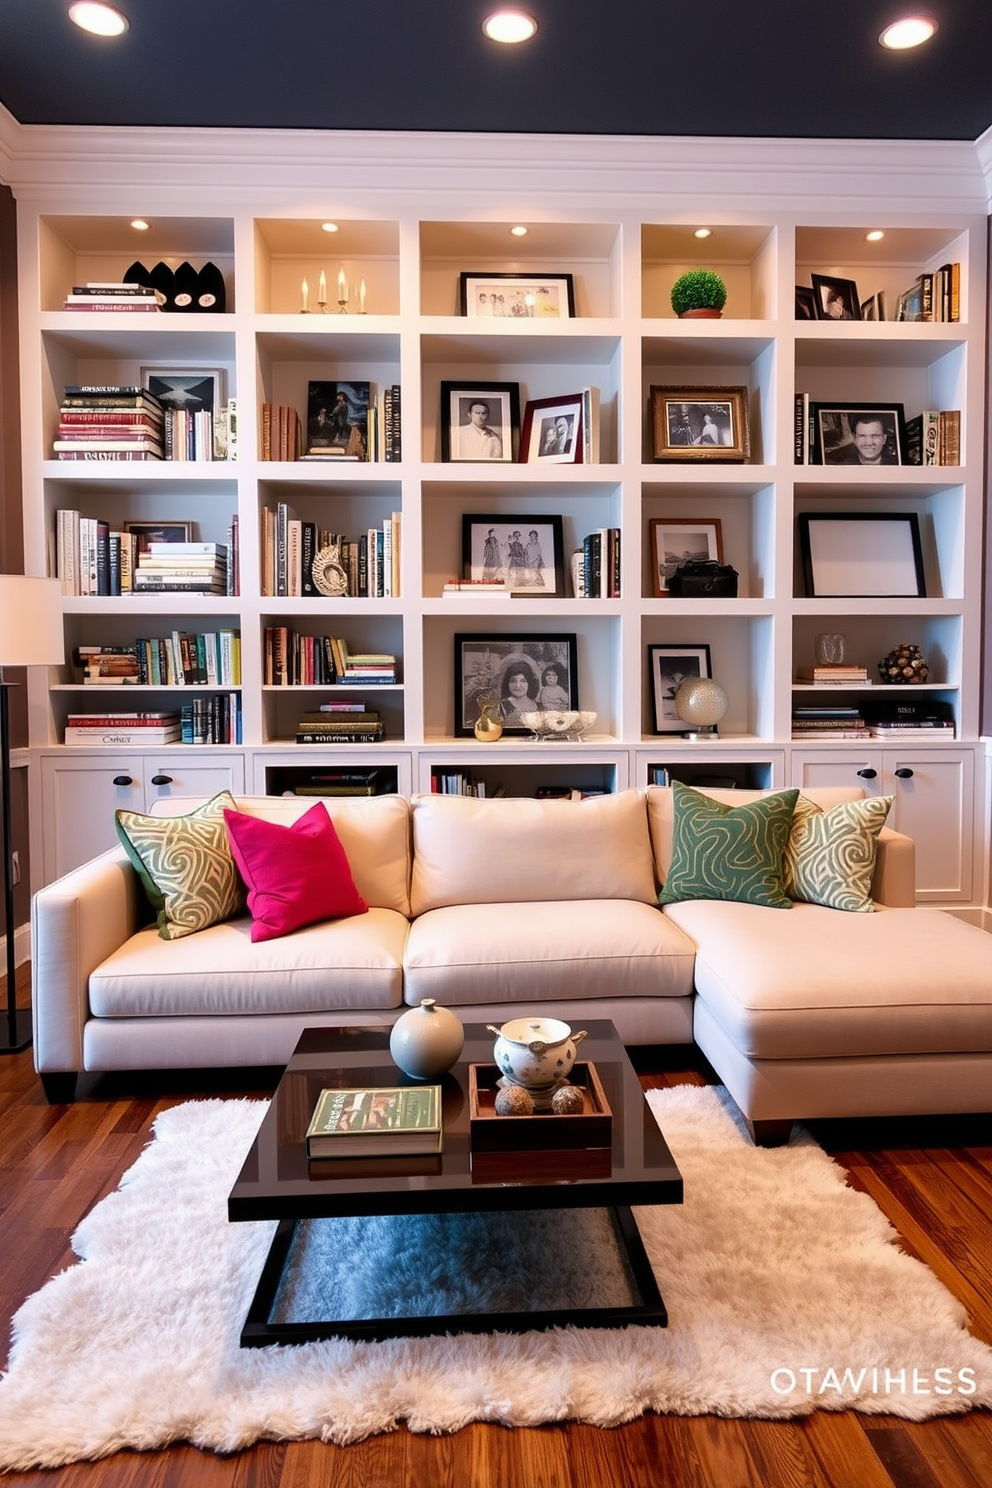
[115, 790, 243, 940]
[783, 794, 893, 912]
[658, 782, 799, 909]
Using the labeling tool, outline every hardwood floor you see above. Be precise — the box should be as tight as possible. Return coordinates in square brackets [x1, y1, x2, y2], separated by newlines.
[2, 970, 991, 1488]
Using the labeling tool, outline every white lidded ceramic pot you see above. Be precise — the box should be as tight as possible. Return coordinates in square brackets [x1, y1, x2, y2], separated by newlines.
[486, 1016, 587, 1092]
[389, 998, 465, 1079]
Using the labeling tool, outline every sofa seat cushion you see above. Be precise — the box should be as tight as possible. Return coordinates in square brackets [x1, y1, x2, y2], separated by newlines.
[88, 907, 408, 1017]
[665, 899, 992, 1060]
[410, 790, 657, 914]
[404, 899, 696, 1005]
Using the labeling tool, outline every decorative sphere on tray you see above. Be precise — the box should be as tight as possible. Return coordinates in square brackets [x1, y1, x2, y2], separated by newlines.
[551, 1084, 585, 1115]
[495, 1084, 535, 1116]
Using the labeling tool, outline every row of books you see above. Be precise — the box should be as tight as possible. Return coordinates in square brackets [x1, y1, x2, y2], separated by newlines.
[55, 516, 239, 596]
[74, 631, 242, 687]
[261, 509, 401, 598]
[263, 628, 397, 687]
[280, 766, 394, 796]
[793, 701, 956, 741]
[260, 383, 401, 462]
[429, 772, 503, 796]
[571, 528, 621, 599]
[895, 264, 961, 323]
[295, 710, 384, 744]
[904, 410, 960, 467]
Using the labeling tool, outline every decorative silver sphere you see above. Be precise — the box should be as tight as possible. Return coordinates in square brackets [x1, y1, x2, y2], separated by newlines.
[675, 678, 729, 738]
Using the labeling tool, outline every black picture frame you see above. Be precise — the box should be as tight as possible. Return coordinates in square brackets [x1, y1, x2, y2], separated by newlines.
[647, 644, 713, 734]
[462, 514, 566, 597]
[795, 286, 817, 320]
[458, 271, 576, 320]
[809, 402, 907, 466]
[440, 381, 520, 463]
[798, 513, 926, 598]
[454, 633, 579, 736]
[306, 380, 370, 459]
[810, 273, 862, 322]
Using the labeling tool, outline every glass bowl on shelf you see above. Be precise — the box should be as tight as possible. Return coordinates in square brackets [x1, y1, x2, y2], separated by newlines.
[518, 709, 597, 742]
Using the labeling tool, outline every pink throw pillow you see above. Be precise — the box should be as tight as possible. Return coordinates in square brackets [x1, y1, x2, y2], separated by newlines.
[223, 802, 368, 942]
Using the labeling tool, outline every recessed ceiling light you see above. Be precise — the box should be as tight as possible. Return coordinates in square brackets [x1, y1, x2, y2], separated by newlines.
[879, 15, 937, 49]
[321, 222, 339, 233]
[510, 225, 528, 237]
[694, 228, 712, 239]
[130, 218, 149, 231]
[68, 2, 129, 36]
[483, 10, 538, 43]
[865, 230, 885, 242]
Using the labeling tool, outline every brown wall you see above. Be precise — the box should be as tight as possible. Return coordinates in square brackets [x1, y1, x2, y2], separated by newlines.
[0, 181, 30, 930]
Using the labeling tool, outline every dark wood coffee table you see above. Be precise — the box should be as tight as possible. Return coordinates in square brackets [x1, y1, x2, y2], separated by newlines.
[228, 1019, 683, 1345]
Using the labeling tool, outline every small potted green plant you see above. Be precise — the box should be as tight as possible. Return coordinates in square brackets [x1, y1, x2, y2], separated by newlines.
[670, 268, 727, 319]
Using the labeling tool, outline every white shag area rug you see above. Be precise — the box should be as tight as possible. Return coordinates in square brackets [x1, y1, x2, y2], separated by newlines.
[2, 1086, 991, 1469]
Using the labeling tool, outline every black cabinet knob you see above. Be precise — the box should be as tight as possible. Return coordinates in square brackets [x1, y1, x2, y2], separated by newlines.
[856, 768, 878, 780]
[112, 775, 134, 787]
[894, 767, 914, 779]
[150, 774, 173, 786]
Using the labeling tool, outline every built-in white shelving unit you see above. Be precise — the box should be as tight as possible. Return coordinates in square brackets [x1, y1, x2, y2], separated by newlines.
[9, 132, 987, 910]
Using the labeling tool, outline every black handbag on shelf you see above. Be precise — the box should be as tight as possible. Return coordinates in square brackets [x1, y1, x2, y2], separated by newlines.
[667, 559, 739, 597]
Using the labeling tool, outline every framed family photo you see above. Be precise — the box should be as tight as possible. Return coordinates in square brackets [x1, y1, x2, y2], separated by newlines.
[648, 643, 713, 733]
[458, 271, 575, 320]
[440, 381, 520, 463]
[648, 518, 724, 597]
[520, 393, 584, 464]
[454, 633, 578, 736]
[810, 402, 906, 466]
[462, 514, 566, 597]
[798, 513, 925, 598]
[810, 274, 861, 322]
[650, 385, 749, 463]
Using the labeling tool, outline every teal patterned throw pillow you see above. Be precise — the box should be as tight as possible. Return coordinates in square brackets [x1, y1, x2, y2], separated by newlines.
[115, 790, 243, 940]
[783, 794, 893, 912]
[658, 782, 799, 909]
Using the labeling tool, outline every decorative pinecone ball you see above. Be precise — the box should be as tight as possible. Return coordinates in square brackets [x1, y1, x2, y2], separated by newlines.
[495, 1084, 535, 1116]
[551, 1084, 586, 1115]
[878, 643, 929, 684]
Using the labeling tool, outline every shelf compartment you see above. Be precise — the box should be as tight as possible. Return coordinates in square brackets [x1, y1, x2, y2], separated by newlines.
[419, 221, 622, 319]
[792, 486, 966, 602]
[795, 225, 970, 326]
[253, 219, 399, 316]
[641, 224, 778, 321]
[641, 335, 774, 466]
[642, 480, 775, 600]
[641, 612, 776, 741]
[38, 215, 236, 315]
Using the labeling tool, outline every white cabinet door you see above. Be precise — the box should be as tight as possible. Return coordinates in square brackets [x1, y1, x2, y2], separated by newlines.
[789, 748, 975, 904]
[41, 755, 144, 881]
[40, 753, 248, 882]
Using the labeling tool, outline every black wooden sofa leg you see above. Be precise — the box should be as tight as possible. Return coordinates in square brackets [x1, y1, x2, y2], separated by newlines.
[747, 1118, 794, 1147]
[40, 1072, 77, 1104]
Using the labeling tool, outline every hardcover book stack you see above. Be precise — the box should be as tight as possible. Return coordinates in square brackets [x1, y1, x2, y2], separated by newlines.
[54, 385, 164, 462]
[868, 700, 955, 740]
[795, 663, 870, 686]
[791, 704, 869, 741]
[133, 542, 228, 595]
[295, 709, 384, 745]
[287, 765, 393, 796]
[64, 711, 180, 747]
[305, 1085, 442, 1158]
[332, 643, 397, 685]
[62, 281, 165, 314]
[74, 644, 142, 684]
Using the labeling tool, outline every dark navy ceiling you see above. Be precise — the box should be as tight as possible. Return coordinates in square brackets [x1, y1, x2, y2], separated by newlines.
[0, 0, 989, 140]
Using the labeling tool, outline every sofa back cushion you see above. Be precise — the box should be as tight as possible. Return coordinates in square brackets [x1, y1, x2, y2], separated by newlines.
[410, 789, 656, 915]
[148, 793, 411, 915]
[647, 784, 866, 884]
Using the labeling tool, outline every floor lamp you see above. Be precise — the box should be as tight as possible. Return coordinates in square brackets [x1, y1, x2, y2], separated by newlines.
[0, 575, 63, 1054]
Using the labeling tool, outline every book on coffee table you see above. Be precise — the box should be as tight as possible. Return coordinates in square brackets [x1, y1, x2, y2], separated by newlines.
[305, 1085, 442, 1158]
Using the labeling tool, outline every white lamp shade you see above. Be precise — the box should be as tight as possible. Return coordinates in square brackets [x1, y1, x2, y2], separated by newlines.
[0, 576, 64, 668]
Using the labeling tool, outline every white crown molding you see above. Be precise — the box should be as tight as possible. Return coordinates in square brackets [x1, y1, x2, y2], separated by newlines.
[975, 122, 992, 209]
[0, 108, 987, 219]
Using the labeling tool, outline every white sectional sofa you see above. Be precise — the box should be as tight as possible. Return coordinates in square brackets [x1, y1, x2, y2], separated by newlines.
[30, 786, 992, 1142]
